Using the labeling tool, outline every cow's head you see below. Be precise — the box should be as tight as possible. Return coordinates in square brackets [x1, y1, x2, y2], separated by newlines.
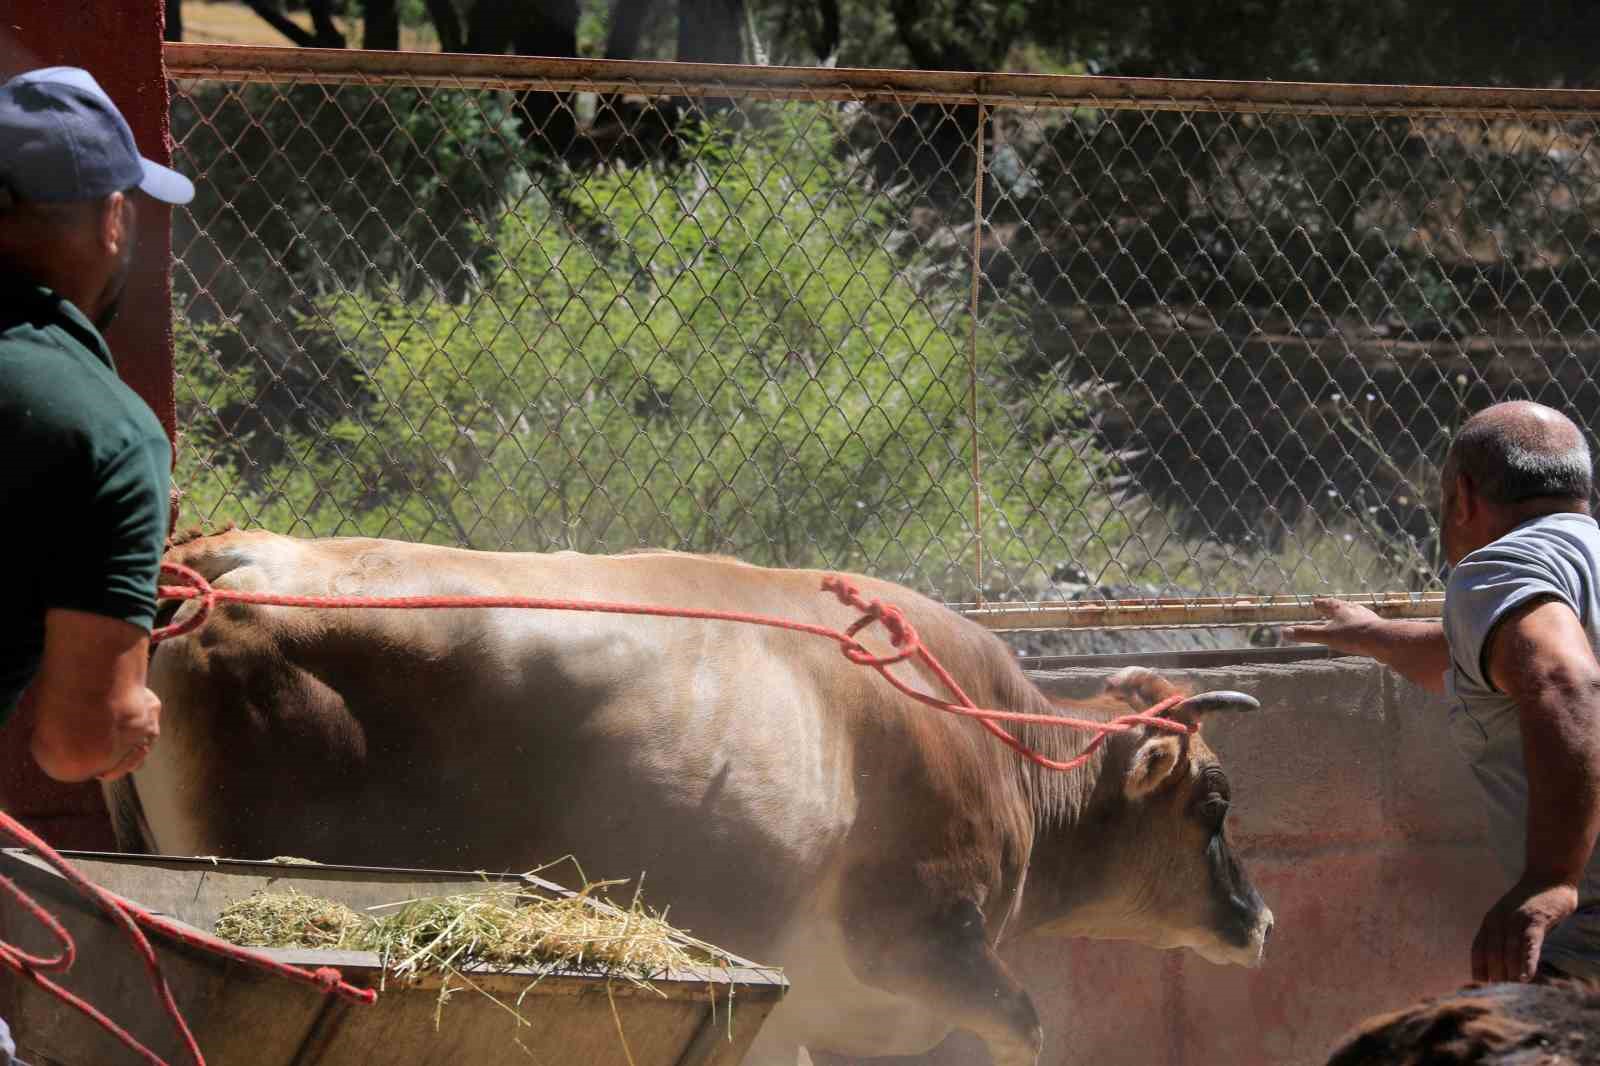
[1040, 667, 1272, 968]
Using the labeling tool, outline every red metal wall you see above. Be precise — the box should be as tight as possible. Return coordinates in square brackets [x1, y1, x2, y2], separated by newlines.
[0, 1, 175, 849]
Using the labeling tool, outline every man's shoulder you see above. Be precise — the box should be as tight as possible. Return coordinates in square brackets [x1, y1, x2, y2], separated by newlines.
[1455, 514, 1600, 575]
[1444, 514, 1599, 637]
[0, 320, 165, 457]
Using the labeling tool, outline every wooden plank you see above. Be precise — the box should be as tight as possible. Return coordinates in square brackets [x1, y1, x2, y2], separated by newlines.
[163, 42, 1600, 118]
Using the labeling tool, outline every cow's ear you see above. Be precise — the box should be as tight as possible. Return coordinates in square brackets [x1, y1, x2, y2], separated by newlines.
[1124, 733, 1184, 799]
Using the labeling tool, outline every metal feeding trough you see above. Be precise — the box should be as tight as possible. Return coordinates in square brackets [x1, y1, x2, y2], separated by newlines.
[0, 850, 787, 1065]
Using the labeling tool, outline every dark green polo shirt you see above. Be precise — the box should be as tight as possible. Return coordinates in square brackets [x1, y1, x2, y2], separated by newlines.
[0, 280, 170, 719]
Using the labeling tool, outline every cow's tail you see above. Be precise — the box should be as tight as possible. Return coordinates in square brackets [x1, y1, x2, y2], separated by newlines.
[103, 777, 155, 854]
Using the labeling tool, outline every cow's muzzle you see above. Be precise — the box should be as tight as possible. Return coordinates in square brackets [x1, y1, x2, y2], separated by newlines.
[1194, 904, 1274, 968]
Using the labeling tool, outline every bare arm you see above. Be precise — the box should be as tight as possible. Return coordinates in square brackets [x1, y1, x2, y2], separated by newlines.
[24, 608, 161, 783]
[1283, 598, 1452, 693]
[1472, 596, 1600, 982]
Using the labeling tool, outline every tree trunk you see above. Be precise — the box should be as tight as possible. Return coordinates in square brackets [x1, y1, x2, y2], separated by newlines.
[165, 0, 183, 42]
[362, 0, 400, 50]
[245, 0, 317, 47]
[890, 0, 1016, 71]
[465, 0, 518, 53]
[464, 0, 581, 150]
[425, 0, 464, 53]
[308, 0, 346, 47]
[598, 0, 651, 121]
[245, 0, 345, 48]
[514, 0, 579, 59]
[811, 0, 840, 63]
[605, 0, 651, 59]
[677, 0, 746, 64]
[675, 0, 745, 120]
[513, 0, 579, 151]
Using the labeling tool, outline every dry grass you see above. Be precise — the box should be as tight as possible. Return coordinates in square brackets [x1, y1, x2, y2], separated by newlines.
[180, 1, 438, 50]
[368, 886, 705, 983]
[214, 876, 756, 1059]
[214, 888, 365, 950]
[213, 871, 753, 1057]
[213, 877, 730, 982]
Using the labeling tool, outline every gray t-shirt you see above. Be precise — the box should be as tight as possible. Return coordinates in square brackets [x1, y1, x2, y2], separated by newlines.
[1443, 510, 1600, 977]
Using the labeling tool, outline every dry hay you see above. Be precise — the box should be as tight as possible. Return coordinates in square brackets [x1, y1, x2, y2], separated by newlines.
[213, 876, 724, 982]
[368, 884, 706, 983]
[213, 888, 364, 951]
[214, 873, 757, 1059]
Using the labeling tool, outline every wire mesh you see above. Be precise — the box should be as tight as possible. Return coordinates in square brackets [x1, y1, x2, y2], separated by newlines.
[164, 45, 1600, 628]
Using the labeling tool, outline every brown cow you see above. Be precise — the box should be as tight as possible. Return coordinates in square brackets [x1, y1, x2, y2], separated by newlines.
[1327, 981, 1600, 1065]
[113, 530, 1272, 1066]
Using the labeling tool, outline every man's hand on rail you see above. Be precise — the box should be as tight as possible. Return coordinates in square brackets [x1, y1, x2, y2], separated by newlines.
[1283, 597, 1384, 657]
[1285, 597, 1451, 694]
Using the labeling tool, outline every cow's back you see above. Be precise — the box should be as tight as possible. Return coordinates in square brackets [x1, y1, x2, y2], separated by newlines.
[136, 530, 1029, 959]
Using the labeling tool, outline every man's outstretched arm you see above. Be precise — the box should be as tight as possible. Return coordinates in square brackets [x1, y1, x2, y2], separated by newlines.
[1284, 598, 1452, 693]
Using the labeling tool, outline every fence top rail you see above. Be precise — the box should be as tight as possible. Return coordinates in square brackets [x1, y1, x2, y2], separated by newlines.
[956, 593, 1445, 631]
[164, 42, 1600, 118]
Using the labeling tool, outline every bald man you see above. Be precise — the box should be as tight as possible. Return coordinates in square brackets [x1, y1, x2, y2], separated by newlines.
[1287, 401, 1600, 984]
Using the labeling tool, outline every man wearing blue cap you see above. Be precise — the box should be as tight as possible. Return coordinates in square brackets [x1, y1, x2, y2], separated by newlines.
[0, 64, 194, 1059]
[0, 66, 193, 838]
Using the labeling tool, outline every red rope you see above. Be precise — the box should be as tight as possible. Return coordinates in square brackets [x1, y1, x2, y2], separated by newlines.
[152, 562, 1194, 771]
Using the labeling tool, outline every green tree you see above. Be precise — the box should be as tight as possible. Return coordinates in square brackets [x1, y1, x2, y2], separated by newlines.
[177, 112, 1121, 597]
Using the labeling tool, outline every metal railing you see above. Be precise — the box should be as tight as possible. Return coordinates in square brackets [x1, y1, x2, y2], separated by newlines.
[164, 43, 1600, 629]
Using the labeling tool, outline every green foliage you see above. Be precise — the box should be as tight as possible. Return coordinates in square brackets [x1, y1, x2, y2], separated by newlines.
[172, 82, 522, 311]
[874, 0, 1600, 86]
[177, 110, 1120, 596]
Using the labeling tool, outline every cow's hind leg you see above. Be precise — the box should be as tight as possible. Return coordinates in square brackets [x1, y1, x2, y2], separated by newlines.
[840, 893, 1042, 1066]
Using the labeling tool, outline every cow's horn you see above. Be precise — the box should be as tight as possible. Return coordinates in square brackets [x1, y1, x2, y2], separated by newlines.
[1169, 690, 1260, 724]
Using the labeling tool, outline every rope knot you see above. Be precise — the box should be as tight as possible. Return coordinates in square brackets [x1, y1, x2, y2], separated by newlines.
[819, 575, 857, 606]
[153, 562, 217, 645]
[822, 576, 922, 667]
[313, 967, 378, 1004]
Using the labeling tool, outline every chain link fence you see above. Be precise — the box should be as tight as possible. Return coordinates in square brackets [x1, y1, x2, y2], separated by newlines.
[164, 45, 1600, 629]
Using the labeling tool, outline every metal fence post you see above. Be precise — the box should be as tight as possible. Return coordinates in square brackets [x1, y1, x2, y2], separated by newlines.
[970, 100, 988, 605]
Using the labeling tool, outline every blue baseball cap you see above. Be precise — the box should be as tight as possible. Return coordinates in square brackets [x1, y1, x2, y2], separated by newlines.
[0, 66, 193, 205]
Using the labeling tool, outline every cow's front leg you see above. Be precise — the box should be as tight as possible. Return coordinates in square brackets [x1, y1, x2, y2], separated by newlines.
[841, 890, 1043, 1066]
